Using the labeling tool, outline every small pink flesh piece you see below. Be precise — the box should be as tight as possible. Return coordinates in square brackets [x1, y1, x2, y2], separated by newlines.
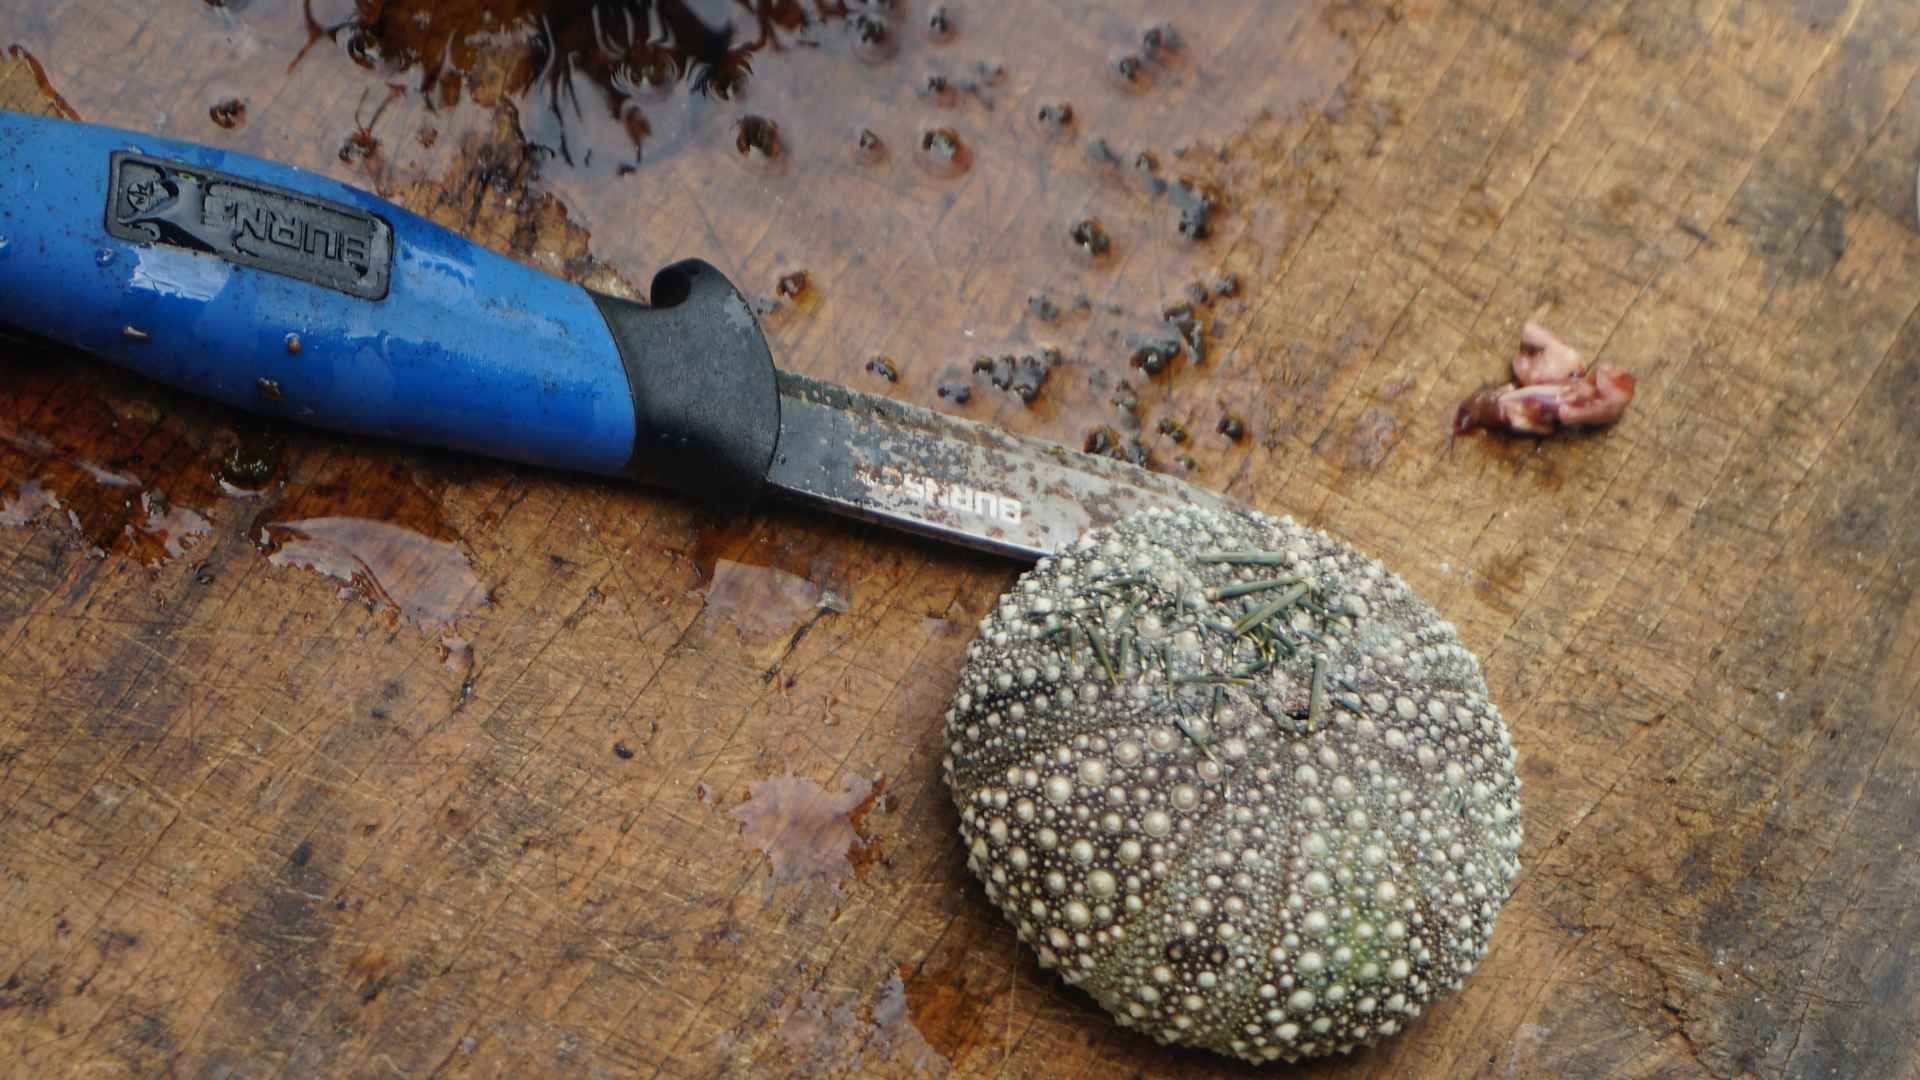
[1453, 323, 1636, 437]
[1476, 364, 1638, 436]
[1512, 321, 1586, 386]
[1494, 383, 1565, 435]
[1555, 363, 1636, 427]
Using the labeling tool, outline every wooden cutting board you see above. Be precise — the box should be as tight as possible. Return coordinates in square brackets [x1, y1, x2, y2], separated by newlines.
[3, 1, 1917, 1076]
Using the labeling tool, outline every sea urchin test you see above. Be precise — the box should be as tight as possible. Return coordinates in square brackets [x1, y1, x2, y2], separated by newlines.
[942, 506, 1522, 1062]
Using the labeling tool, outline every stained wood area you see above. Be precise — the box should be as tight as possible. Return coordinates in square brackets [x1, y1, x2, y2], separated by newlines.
[4, 1, 1920, 1076]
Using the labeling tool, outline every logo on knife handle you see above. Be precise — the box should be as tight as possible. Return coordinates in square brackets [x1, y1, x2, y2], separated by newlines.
[106, 152, 393, 300]
[855, 465, 1023, 525]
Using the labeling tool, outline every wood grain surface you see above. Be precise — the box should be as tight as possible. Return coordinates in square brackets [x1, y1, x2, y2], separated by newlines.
[3, 1, 1919, 1076]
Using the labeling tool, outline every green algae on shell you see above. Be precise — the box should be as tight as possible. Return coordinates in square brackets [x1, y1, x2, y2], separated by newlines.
[941, 506, 1522, 1063]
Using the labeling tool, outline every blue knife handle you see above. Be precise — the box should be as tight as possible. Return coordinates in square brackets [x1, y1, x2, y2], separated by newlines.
[0, 111, 778, 509]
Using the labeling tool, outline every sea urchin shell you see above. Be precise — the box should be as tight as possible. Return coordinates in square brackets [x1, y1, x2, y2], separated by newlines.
[942, 506, 1522, 1062]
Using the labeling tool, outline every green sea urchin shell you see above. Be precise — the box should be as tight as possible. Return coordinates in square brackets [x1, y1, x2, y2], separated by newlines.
[942, 506, 1522, 1063]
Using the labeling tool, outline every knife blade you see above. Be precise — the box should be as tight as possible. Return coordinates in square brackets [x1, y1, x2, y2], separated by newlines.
[0, 112, 1231, 560]
[768, 370, 1230, 560]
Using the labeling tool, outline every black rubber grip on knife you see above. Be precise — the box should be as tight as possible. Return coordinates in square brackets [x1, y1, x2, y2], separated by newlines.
[589, 259, 780, 512]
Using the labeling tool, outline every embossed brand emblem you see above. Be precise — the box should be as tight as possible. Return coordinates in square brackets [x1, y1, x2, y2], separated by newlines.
[106, 152, 393, 300]
[854, 464, 1023, 525]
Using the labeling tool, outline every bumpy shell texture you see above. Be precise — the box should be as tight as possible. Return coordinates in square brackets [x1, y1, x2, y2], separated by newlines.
[942, 506, 1522, 1063]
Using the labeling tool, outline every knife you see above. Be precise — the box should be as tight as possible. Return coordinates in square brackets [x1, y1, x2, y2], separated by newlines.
[0, 112, 1231, 560]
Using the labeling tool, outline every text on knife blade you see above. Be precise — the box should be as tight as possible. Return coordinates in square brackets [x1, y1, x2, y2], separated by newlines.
[855, 465, 1023, 525]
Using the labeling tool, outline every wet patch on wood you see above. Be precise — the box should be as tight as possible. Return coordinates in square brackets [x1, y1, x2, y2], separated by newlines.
[731, 773, 886, 897]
